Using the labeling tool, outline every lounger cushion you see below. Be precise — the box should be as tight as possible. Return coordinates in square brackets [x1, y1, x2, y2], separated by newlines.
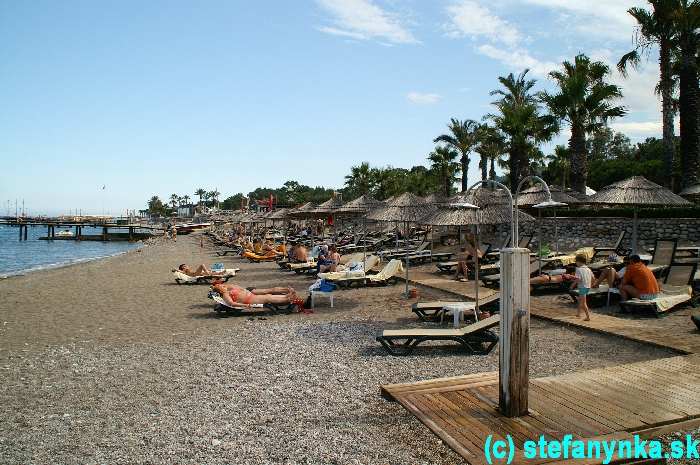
[382, 314, 500, 338]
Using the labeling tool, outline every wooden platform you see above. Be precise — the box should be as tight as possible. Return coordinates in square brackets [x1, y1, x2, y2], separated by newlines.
[381, 355, 700, 465]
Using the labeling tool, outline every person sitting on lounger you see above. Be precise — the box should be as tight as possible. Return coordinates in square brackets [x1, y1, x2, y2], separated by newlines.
[620, 254, 659, 301]
[211, 282, 300, 306]
[176, 264, 226, 277]
[454, 234, 483, 281]
[318, 245, 341, 273]
[294, 243, 309, 262]
[252, 239, 263, 254]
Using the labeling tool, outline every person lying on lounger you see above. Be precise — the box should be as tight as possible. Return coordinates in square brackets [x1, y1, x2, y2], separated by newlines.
[211, 283, 300, 306]
[176, 264, 226, 277]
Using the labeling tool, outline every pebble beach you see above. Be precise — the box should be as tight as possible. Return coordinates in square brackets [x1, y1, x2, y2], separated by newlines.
[0, 234, 683, 464]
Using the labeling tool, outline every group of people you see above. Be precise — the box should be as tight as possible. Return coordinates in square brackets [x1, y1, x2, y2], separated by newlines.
[530, 253, 660, 321]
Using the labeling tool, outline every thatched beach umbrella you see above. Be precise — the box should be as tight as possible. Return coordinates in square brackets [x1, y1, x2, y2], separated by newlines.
[368, 192, 435, 297]
[517, 185, 578, 255]
[423, 202, 486, 311]
[288, 202, 317, 246]
[587, 176, 692, 253]
[337, 195, 385, 265]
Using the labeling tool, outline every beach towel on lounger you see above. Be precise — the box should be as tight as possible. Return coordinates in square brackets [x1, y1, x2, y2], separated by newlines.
[368, 259, 404, 282]
[623, 285, 692, 312]
[173, 269, 239, 284]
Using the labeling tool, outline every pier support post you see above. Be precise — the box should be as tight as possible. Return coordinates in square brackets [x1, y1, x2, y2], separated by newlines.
[102, 227, 108, 241]
[23, 225, 27, 241]
[19, 225, 22, 241]
[499, 248, 530, 418]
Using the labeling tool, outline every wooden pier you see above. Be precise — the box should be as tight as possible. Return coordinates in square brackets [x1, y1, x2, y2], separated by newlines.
[1, 220, 162, 242]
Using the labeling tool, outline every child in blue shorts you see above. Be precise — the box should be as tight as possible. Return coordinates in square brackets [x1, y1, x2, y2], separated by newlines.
[572, 253, 593, 321]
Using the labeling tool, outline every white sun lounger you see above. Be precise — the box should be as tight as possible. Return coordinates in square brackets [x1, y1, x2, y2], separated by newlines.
[173, 269, 240, 285]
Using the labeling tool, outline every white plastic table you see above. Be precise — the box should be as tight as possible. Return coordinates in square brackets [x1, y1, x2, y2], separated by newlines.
[442, 302, 477, 328]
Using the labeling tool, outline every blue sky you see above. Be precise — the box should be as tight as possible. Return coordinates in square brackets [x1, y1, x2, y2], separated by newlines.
[0, 0, 659, 216]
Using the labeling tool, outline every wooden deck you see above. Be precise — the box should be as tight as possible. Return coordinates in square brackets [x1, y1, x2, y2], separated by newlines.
[384, 270, 700, 463]
[381, 355, 700, 465]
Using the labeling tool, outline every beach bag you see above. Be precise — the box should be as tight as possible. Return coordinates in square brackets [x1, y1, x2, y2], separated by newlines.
[309, 279, 323, 291]
[318, 280, 337, 292]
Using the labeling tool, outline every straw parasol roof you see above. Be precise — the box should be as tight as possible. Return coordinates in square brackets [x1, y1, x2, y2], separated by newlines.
[311, 196, 345, 215]
[449, 188, 535, 224]
[337, 194, 384, 215]
[268, 208, 290, 220]
[421, 193, 448, 205]
[367, 192, 434, 222]
[287, 202, 317, 218]
[422, 203, 482, 226]
[587, 176, 692, 207]
[516, 185, 580, 207]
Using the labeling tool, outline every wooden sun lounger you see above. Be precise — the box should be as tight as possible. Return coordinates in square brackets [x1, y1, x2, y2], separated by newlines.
[592, 230, 628, 258]
[481, 260, 540, 288]
[376, 314, 500, 356]
[430, 252, 454, 262]
[215, 248, 242, 257]
[411, 295, 500, 321]
[619, 263, 697, 316]
[646, 238, 677, 278]
[173, 269, 239, 285]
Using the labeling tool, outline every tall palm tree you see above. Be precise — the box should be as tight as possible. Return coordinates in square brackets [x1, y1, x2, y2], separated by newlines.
[618, 0, 678, 188]
[209, 189, 221, 208]
[194, 188, 206, 205]
[427, 146, 461, 197]
[434, 118, 480, 191]
[546, 145, 571, 190]
[489, 70, 558, 192]
[476, 125, 506, 181]
[673, 0, 700, 189]
[182, 195, 191, 205]
[169, 194, 179, 209]
[344, 162, 375, 197]
[541, 55, 627, 194]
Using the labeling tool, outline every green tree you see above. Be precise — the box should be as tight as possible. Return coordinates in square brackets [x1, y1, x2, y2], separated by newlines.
[221, 193, 245, 210]
[194, 188, 206, 205]
[428, 146, 460, 197]
[543, 145, 571, 189]
[541, 54, 626, 194]
[673, 0, 700, 189]
[489, 70, 558, 192]
[147, 196, 166, 215]
[208, 189, 220, 208]
[476, 125, 506, 181]
[344, 162, 376, 198]
[169, 194, 179, 209]
[618, 0, 678, 187]
[182, 195, 191, 205]
[434, 118, 481, 191]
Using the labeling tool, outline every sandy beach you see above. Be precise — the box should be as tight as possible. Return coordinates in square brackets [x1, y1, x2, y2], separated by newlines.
[0, 234, 682, 464]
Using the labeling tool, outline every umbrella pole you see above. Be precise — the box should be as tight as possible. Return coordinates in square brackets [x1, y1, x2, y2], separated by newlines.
[474, 224, 480, 315]
[632, 208, 638, 255]
[405, 219, 410, 298]
[554, 209, 559, 255]
[363, 215, 367, 271]
[538, 209, 542, 275]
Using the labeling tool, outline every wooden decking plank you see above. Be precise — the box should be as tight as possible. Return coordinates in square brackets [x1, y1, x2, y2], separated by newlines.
[592, 370, 700, 416]
[544, 376, 667, 427]
[533, 379, 632, 430]
[398, 393, 481, 462]
[527, 385, 612, 437]
[381, 371, 499, 398]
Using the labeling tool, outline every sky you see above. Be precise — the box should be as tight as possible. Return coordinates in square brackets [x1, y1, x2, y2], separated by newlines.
[0, 0, 661, 216]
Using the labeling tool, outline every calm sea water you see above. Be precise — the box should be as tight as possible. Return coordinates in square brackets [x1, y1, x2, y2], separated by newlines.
[0, 224, 141, 278]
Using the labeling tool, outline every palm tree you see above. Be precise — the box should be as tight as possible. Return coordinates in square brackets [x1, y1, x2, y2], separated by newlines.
[169, 194, 179, 209]
[546, 145, 571, 190]
[344, 162, 376, 197]
[209, 189, 221, 208]
[434, 118, 481, 191]
[194, 188, 206, 205]
[427, 146, 461, 197]
[476, 125, 506, 181]
[202, 191, 212, 207]
[541, 55, 627, 194]
[673, 0, 700, 189]
[489, 70, 558, 192]
[182, 195, 191, 205]
[618, 0, 678, 187]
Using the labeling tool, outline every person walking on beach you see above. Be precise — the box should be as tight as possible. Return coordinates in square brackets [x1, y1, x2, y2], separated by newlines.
[571, 253, 592, 321]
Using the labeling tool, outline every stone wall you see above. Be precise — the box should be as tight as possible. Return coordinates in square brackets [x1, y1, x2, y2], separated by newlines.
[479, 217, 700, 252]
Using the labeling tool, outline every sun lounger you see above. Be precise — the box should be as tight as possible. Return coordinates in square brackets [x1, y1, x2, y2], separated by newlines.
[288, 260, 317, 274]
[481, 260, 540, 288]
[376, 314, 500, 356]
[411, 295, 500, 321]
[210, 294, 297, 315]
[483, 235, 531, 262]
[216, 247, 243, 256]
[243, 251, 282, 263]
[318, 255, 381, 288]
[646, 238, 677, 277]
[592, 231, 628, 258]
[367, 259, 405, 285]
[619, 263, 697, 316]
[173, 269, 239, 285]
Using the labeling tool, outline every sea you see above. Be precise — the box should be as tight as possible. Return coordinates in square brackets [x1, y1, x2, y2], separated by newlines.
[0, 224, 142, 278]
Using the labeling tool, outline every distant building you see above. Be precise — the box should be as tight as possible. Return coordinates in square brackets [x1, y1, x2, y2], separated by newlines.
[177, 204, 196, 218]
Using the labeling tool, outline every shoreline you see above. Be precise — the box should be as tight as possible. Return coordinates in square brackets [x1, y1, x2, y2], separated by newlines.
[0, 239, 152, 280]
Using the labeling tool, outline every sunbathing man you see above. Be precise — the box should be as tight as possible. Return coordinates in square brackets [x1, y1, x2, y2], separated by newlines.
[211, 282, 300, 306]
[620, 254, 660, 301]
[294, 243, 309, 262]
[177, 264, 225, 277]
